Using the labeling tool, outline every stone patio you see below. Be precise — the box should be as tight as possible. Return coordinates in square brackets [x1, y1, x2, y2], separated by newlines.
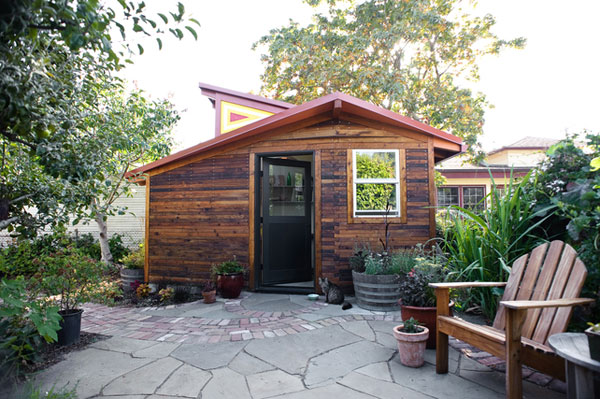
[10, 292, 566, 398]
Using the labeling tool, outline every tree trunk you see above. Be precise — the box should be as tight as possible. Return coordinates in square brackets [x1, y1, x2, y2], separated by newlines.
[94, 210, 113, 264]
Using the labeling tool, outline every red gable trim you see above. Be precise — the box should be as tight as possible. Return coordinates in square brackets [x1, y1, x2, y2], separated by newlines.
[127, 92, 463, 176]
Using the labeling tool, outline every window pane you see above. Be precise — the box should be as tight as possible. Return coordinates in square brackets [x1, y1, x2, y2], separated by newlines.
[437, 187, 459, 207]
[268, 164, 306, 216]
[463, 187, 485, 211]
[356, 151, 396, 179]
[356, 183, 397, 214]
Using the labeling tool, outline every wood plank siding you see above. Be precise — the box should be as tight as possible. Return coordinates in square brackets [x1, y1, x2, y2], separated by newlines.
[147, 119, 434, 290]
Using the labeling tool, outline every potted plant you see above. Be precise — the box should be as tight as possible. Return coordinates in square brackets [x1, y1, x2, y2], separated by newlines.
[120, 244, 144, 293]
[398, 255, 452, 349]
[350, 244, 420, 311]
[392, 317, 429, 367]
[211, 257, 245, 299]
[35, 246, 106, 345]
[585, 322, 600, 361]
[202, 281, 217, 304]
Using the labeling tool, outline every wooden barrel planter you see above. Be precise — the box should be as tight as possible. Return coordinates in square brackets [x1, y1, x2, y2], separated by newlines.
[121, 268, 144, 293]
[352, 270, 401, 311]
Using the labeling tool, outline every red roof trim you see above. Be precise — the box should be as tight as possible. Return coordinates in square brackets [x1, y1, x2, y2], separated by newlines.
[128, 92, 463, 176]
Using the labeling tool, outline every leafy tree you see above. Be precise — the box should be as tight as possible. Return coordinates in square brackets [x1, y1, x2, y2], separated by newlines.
[67, 85, 178, 263]
[0, 0, 198, 232]
[254, 0, 525, 158]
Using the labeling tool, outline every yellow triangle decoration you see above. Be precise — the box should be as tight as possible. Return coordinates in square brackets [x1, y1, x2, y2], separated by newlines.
[220, 101, 274, 134]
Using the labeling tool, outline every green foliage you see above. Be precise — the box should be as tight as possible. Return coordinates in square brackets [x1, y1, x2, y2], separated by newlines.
[0, 0, 195, 235]
[400, 317, 423, 334]
[22, 382, 78, 399]
[121, 244, 144, 270]
[0, 278, 61, 382]
[35, 246, 108, 311]
[529, 133, 600, 322]
[351, 244, 432, 276]
[212, 258, 246, 275]
[398, 257, 448, 307]
[355, 152, 396, 211]
[440, 172, 555, 319]
[255, 0, 525, 160]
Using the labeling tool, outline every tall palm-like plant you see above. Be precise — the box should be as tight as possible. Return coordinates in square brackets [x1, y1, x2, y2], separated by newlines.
[439, 171, 556, 318]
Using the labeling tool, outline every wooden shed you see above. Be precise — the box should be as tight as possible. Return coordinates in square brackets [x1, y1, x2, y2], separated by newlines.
[128, 84, 464, 293]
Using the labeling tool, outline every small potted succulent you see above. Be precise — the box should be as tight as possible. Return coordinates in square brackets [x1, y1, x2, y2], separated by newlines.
[585, 322, 600, 361]
[211, 257, 245, 299]
[202, 281, 216, 304]
[398, 256, 452, 349]
[120, 244, 144, 293]
[392, 317, 429, 368]
[35, 246, 106, 345]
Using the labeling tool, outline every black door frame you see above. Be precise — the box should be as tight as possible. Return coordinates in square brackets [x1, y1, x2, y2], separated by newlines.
[253, 151, 315, 293]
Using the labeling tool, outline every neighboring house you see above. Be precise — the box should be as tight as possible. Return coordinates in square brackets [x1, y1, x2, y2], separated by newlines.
[127, 84, 463, 293]
[435, 137, 559, 210]
[66, 188, 146, 247]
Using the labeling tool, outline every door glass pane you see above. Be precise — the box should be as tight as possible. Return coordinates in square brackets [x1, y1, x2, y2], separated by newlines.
[268, 164, 305, 216]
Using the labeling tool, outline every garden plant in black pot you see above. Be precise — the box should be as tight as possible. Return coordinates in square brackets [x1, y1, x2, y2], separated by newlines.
[585, 322, 600, 361]
[398, 255, 451, 349]
[211, 258, 246, 299]
[36, 246, 107, 345]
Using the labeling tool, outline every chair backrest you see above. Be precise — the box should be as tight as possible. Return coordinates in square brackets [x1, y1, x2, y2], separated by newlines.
[493, 240, 587, 345]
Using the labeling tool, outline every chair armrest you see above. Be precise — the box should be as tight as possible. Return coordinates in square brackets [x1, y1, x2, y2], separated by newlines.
[501, 298, 594, 310]
[429, 282, 507, 289]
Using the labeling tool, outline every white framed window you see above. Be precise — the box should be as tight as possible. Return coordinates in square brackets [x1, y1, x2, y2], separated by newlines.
[352, 150, 400, 217]
[437, 187, 459, 207]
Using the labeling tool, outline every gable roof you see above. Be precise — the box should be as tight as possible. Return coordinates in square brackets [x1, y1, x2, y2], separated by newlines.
[128, 91, 464, 176]
[487, 136, 560, 155]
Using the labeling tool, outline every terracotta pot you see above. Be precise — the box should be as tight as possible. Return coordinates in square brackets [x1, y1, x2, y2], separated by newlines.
[202, 290, 216, 304]
[217, 273, 244, 299]
[392, 324, 429, 368]
[400, 301, 454, 349]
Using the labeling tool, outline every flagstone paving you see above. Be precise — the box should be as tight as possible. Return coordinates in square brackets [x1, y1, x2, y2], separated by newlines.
[9, 292, 567, 398]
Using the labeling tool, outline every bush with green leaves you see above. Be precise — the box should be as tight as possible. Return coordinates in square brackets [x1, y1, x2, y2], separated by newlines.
[211, 258, 246, 275]
[398, 257, 448, 307]
[0, 278, 61, 382]
[350, 244, 433, 276]
[528, 133, 600, 323]
[34, 247, 108, 311]
[120, 244, 144, 269]
[439, 172, 555, 319]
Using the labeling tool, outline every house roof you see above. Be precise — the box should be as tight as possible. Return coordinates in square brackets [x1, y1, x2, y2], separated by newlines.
[199, 82, 294, 111]
[487, 136, 559, 155]
[128, 91, 464, 176]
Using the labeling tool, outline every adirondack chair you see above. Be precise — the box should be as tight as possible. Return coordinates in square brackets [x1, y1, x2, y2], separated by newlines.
[429, 240, 594, 399]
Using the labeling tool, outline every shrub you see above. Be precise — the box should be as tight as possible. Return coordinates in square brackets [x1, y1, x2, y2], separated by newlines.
[136, 283, 151, 299]
[398, 257, 448, 307]
[34, 246, 108, 311]
[528, 133, 600, 324]
[108, 235, 131, 264]
[0, 278, 61, 382]
[211, 258, 245, 275]
[439, 172, 555, 319]
[121, 244, 144, 269]
[158, 287, 174, 302]
[72, 233, 101, 260]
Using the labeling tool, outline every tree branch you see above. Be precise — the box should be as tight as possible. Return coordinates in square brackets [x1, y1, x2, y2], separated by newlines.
[9, 193, 34, 204]
[0, 216, 19, 230]
[0, 131, 36, 150]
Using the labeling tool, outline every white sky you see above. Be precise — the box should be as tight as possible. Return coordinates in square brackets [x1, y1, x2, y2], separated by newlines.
[120, 0, 600, 153]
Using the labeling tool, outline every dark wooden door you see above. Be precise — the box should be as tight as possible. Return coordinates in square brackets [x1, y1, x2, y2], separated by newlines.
[262, 158, 312, 285]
